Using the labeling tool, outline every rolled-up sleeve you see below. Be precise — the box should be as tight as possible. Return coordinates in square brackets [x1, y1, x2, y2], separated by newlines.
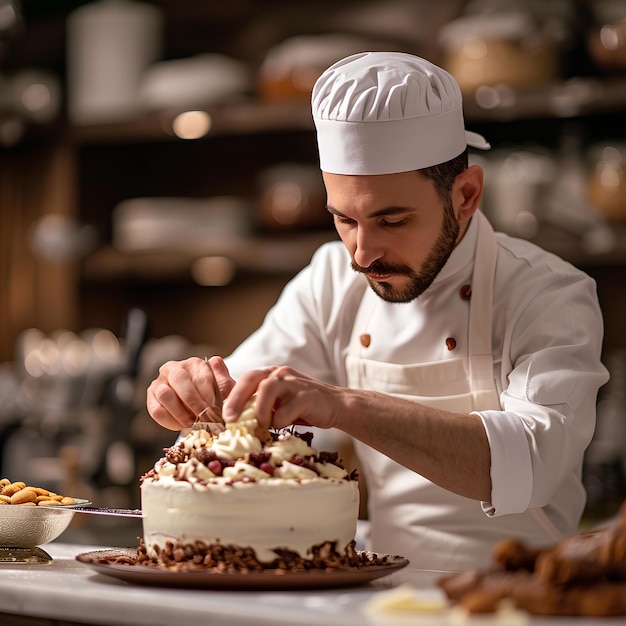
[475, 264, 609, 519]
[478, 409, 533, 516]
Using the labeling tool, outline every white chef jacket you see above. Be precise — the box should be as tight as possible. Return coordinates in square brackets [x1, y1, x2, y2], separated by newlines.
[225, 211, 609, 571]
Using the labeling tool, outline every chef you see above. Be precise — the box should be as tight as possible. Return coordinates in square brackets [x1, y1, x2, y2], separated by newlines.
[147, 52, 609, 571]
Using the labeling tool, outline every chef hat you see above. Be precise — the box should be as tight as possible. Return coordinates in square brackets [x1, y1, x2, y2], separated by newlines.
[312, 51, 490, 175]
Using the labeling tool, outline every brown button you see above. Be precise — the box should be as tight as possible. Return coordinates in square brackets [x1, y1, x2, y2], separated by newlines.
[446, 337, 457, 351]
[460, 284, 472, 300]
[360, 334, 371, 348]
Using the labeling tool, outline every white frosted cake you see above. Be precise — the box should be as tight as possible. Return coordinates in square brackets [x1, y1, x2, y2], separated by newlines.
[139, 407, 362, 571]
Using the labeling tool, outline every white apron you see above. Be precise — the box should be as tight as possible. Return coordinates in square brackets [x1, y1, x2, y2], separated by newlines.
[345, 212, 558, 571]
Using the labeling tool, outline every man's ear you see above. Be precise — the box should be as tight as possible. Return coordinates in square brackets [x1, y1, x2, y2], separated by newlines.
[453, 164, 484, 225]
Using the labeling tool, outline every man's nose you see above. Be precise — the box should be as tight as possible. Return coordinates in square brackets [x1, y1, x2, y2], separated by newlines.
[353, 227, 384, 269]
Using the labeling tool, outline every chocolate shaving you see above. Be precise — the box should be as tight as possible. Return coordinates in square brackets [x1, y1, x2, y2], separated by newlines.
[100, 539, 392, 574]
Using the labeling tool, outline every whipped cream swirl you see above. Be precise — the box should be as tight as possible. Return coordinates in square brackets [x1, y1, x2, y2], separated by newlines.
[148, 411, 351, 485]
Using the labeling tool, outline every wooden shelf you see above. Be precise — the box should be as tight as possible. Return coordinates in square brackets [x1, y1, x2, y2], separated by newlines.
[82, 230, 338, 281]
[463, 77, 626, 122]
[71, 100, 314, 145]
[68, 76, 626, 147]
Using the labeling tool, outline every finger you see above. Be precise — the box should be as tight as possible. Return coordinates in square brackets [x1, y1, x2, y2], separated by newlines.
[254, 376, 288, 428]
[207, 356, 236, 401]
[252, 369, 297, 429]
[147, 379, 194, 430]
[222, 366, 277, 423]
[256, 370, 336, 431]
[149, 359, 216, 425]
[267, 395, 321, 431]
[172, 361, 220, 417]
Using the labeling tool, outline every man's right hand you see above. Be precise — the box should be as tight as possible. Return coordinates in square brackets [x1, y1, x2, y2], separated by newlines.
[146, 356, 235, 430]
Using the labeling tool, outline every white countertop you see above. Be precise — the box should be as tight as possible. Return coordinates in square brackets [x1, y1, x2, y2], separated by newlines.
[0, 542, 422, 626]
[1, 543, 625, 626]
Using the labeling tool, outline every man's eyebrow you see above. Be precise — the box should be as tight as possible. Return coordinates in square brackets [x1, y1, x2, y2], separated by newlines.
[326, 205, 415, 218]
[326, 205, 345, 217]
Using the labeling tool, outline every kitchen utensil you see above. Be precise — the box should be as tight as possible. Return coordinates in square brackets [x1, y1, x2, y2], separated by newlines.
[191, 357, 225, 434]
[102, 308, 149, 486]
[37, 504, 142, 518]
[66, 0, 163, 124]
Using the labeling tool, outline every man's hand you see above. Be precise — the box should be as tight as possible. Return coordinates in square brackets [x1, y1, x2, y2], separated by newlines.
[222, 366, 342, 431]
[147, 356, 235, 430]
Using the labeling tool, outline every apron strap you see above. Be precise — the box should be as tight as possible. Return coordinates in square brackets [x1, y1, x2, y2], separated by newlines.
[468, 211, 497, 358]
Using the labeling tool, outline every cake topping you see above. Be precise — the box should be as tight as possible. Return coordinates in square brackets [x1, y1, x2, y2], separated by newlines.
[143, 405, 356, 486]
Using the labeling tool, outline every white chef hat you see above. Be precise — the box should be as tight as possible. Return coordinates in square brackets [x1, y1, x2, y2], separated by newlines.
[312, 51, 490, 175]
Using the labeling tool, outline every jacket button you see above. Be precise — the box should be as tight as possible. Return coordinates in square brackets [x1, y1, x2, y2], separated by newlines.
[460, 284, 472, 300]
[360, 334, 371, 348]
[446, 337, 457, 351]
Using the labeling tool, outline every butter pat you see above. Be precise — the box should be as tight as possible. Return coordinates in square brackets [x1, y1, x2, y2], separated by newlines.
[364, 585, 530, 625]
[364, 583, 448, 614]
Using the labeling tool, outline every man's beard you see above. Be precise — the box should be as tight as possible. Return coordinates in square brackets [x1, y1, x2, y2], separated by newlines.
[352, 203, 460, 303]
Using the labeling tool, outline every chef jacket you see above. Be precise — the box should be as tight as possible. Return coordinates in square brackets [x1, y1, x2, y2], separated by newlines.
[225, 211, 609, 571]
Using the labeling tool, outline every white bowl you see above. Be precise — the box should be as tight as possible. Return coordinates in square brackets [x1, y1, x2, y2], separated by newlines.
[0, 499, 90, 548]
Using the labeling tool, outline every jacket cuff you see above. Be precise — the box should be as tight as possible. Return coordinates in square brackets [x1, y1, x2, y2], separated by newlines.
[474, 410, 533, 516]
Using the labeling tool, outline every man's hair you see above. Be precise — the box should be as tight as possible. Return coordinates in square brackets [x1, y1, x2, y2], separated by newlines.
[418, 149, 469, 201]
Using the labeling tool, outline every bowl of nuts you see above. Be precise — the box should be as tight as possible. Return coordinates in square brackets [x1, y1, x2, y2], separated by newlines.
[0, 479, 90, 548]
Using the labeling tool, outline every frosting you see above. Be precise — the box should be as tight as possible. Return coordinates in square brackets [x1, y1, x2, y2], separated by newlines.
[149, 415, 349, 485]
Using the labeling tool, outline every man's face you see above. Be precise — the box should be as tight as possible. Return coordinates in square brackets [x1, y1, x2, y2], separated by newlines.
[323, 170, 460, 303]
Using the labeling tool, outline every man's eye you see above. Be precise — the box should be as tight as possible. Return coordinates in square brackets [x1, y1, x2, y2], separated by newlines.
[382, 219, 407, 227]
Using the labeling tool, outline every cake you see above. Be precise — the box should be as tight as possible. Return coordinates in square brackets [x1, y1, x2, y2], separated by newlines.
[139, 405, 363, 571]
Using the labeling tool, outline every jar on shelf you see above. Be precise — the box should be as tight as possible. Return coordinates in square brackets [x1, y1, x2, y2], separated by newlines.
[587, 0, 626, 74]
[257, 163, 328, 231]
[256, 34, 381, 103]
[438, 11, 559, 93]
[587, 143, 626, 223]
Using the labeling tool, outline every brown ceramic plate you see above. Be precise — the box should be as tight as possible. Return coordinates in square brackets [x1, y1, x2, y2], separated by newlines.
[76, 548, 409, 590]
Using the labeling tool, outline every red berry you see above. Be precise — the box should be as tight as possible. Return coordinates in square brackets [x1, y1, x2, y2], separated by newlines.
[259, 462, 274, 476]
[207, 460, 223, 475]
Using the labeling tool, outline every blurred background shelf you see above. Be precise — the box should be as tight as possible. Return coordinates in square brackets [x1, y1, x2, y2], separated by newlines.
[82, 231, 338, 281]
[65, 76, 626, 144]
[71, 101, 317, 144]
[463, 76, 626, 121]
